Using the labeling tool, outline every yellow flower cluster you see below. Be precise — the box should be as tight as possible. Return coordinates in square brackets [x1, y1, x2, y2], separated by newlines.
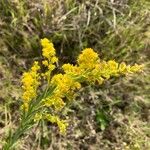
[41, 38, 56, 60]
[42, 73, 81, 112]
[45, 114, 68, 134]
[63, 49, 142, 84]
[51, 74, 81, 96]
[21, 61, 41, 110]
[42, 96, 65, 111]
[21, 38, 142, 134]
[33, 113, 68, 134]
[77, 48, 100, 69]
[62, 64, 81, 76]
[40, 38, 58, 82]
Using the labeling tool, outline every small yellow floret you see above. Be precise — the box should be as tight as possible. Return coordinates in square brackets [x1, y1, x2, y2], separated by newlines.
[45, 114, 68, 134]
[42, 60, 49, 66]
[40, 38, 51, 48]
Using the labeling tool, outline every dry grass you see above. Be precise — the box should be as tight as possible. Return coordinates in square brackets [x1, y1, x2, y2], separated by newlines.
[0, 0, 150, 149]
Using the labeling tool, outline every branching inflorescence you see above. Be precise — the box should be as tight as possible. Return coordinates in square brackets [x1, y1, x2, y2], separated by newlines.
[21, 38, 142, 134]
[3, 38, 142, 150]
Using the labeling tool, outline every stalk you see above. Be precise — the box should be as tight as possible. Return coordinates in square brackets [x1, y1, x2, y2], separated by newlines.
[3, 86, 55, 150]
[3, 107, 35, 150]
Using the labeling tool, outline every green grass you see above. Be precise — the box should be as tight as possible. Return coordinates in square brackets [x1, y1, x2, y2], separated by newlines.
[0, 0, 150, 149]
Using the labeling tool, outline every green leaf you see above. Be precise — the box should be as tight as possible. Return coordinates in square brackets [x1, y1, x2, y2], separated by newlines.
[96, 109, 110, 131]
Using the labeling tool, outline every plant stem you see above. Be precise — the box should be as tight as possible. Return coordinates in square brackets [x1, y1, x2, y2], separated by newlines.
[3, 110, 34, 150]
[3, 86, 55, 150]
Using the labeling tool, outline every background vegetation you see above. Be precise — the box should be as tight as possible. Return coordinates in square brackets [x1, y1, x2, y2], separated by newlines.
[0, 0, 149, 149]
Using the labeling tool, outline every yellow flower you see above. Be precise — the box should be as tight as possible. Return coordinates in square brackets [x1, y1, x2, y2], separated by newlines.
[21, 61, 41, 108]
[40, 38, 56, 60]
[48, 64, 55, 71]
[40, 38, 50, 48]
[42, 96, 65, 111]
[40, 38, 58, 82]
[119, 62, 127, 73]
[51, 57, 58, 63]
[129, 64, 143, 73]
[51, 74, 81, 94]
[107, 60, 118, 70]
[57, 119, 68, 134]
[31, 61, 40, 72]
[42, 60, 49, 66]
[77, 48, 100, 69]
[42, 47, 56, 58]
[20, 38, 142, 135]
[45, 114, 68, 134]
[42, 73, 81, 112]
[119, 63, 143, 74]
[21, 102, 29, 111]
[62, 63, 82, 76]
[34, 113, 42, 121]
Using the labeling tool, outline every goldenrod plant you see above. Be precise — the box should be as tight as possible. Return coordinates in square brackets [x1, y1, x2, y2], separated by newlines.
[3, 38, 142, 150]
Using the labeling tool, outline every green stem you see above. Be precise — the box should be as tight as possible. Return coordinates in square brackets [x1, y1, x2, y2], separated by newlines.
[3, 114, 33, 150]
[3, 86, 56, 150]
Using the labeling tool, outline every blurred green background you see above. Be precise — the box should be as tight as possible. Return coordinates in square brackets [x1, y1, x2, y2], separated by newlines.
[0, 0, 149, 149]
